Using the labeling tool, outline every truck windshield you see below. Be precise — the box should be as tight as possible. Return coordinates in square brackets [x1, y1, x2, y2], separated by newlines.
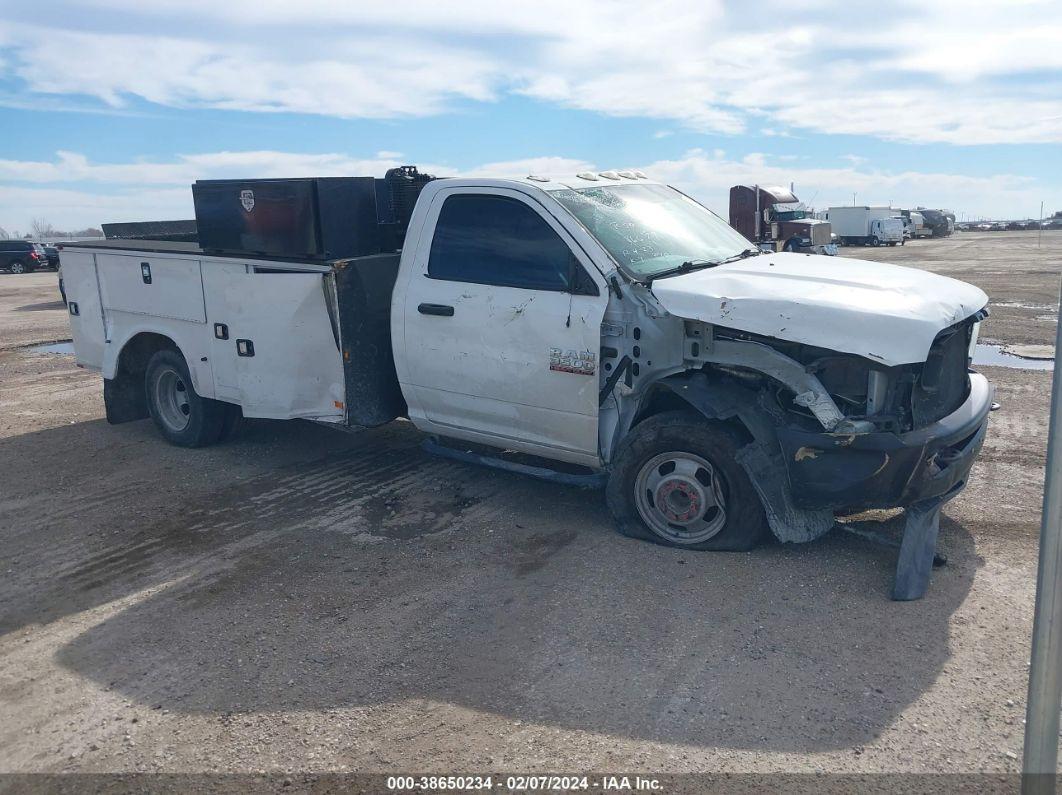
[551, 183, 753, 279]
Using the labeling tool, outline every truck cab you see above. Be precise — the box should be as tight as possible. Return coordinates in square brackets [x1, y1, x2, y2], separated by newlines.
[393, 174, 991, 559]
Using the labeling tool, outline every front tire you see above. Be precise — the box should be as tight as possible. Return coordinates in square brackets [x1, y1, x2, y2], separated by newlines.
[870, 236, 881, 247]
[606, 411, 770, 551]
[145, 349, 227, 447]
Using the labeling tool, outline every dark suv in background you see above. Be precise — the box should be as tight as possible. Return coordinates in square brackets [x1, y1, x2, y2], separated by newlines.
[0, 240, 48, 273]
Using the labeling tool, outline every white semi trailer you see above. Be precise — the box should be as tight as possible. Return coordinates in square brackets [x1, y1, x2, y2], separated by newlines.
[61, 169, 993, 599]
[827, 206, 906, 247]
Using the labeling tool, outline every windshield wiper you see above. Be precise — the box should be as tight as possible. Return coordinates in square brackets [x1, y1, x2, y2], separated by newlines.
[647, 249, 760, 283]
[646, 259, 719, 283]
[717, 248, 761, 264]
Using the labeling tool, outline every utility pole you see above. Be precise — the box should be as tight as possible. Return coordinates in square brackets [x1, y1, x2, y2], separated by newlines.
[1022, 274, 1062, 793]
[1040, 201, 1045, 249]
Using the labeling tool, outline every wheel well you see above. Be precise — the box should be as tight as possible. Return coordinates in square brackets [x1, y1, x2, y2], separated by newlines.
[116, 332, 179, 381]
[630, 385, 754, 446]
[104, 332, 180, 425]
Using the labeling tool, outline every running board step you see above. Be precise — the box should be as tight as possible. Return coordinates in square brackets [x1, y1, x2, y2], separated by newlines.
[422, 439, 607, 489]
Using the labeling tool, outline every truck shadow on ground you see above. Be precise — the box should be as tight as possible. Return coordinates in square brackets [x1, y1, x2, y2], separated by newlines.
[13, 300, 66, 312]
[4, 417, 978, 753]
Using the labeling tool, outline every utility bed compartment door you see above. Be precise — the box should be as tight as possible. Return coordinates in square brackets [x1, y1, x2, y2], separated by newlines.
[202, 265, 344, 420]
[60, 251, 106, 369]
[96, 254, 206, 323]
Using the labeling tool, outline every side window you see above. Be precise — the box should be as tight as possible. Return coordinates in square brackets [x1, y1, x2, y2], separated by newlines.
[428, 194, 594, 293]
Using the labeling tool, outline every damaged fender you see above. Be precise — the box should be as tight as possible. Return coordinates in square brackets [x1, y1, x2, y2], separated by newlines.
[645, 373, 835, 543]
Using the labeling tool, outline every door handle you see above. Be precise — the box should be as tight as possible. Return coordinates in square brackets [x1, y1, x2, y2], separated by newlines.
[418, 303, 455, 316]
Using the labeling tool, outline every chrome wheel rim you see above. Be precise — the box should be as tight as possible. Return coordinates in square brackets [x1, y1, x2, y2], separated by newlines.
[10, 262, 24, 274]
[634, 451, 728, 544]
[154, 367, 191, 432]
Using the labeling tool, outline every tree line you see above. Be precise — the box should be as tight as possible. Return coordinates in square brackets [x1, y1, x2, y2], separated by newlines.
[0, 218, 104, 241]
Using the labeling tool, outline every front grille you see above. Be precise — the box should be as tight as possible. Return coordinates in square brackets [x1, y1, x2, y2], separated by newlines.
[911, 322, 971, 427]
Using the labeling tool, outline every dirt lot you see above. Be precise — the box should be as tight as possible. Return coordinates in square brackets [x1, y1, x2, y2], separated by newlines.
[0, 233, 1058, 782]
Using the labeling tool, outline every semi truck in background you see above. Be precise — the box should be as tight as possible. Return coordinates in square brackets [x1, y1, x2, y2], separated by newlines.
[728, 185, 836, 255]
[826, 206, 906, 247]
[59, 166, 993, 600]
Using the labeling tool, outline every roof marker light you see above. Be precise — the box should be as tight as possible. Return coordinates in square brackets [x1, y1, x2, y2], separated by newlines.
[633, 170, 648, 179]
[576, 172, 599, 181]
[598, 170, 620, 180]
[617, 170, 637, 179]
[527, 174, 550, 182]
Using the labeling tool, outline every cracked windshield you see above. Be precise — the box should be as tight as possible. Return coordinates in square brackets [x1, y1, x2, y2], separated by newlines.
[552, 183, 754, 278]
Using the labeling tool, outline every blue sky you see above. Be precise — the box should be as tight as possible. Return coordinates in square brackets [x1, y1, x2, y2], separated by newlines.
[1, 0, 1060, 233]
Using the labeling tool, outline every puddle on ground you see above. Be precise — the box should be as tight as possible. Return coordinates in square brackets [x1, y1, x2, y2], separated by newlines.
[973, 344, 1054, 370]
[26, 341, 75, 355]
[991, 301, 1057, 312]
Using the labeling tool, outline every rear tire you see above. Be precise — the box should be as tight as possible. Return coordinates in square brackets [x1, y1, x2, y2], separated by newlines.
[144, 349, 227, 447]
[9, 260, 26, 274]
[606, 411, 770, 551]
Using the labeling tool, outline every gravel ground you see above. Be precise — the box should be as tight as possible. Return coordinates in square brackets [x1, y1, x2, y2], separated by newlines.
[0, 233, 1058, 783]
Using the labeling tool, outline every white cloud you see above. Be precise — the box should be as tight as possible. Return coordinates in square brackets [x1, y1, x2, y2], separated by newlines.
[640, 149, 1053, 221]
[469, 157, 596, 178]
[1, 1, 1061, 143]
[1, 149, 1054, 232]
[0, 151, 457, 186]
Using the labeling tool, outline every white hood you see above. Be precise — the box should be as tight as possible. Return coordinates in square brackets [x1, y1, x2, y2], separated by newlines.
[650, 252, 987, 366]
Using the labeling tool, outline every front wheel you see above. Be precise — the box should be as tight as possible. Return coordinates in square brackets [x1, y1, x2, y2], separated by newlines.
[870, 236, 881, 247]
[606, 411, 770, 551]
[145, 349, 227, 447]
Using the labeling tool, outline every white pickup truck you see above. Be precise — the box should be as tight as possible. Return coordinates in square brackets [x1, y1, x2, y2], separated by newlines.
[61, 169, 993, 599]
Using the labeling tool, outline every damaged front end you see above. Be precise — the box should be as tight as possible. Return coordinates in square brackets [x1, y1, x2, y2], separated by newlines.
[657, 313, 993, 599]
[717, 314, 992, 512]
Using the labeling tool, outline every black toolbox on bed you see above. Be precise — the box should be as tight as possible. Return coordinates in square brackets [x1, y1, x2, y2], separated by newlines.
[192, 177, 382, 260]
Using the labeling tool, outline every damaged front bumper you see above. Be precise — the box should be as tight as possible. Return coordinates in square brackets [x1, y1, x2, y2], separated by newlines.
[776, 372, 994, 512]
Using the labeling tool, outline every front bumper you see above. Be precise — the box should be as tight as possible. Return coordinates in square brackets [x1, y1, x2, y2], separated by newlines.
[777, 372, 994, 511]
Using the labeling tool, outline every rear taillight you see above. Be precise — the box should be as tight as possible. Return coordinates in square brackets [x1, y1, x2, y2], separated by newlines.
[30, 251, 42, 259]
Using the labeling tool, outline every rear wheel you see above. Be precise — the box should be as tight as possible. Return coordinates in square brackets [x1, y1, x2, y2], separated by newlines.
[8, 260, 26, 274]
[144, 349, 227, 447]
[606, 411, 770, 551]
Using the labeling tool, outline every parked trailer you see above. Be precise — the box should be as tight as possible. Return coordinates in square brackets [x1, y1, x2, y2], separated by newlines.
[61, 168, 993, 599]
[826, 206, 906, 247]
[899, 210, 931, 239]
[918, 208, 955, 238]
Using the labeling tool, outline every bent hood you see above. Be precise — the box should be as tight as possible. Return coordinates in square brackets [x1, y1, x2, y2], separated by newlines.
[650, 252, 987, 366]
